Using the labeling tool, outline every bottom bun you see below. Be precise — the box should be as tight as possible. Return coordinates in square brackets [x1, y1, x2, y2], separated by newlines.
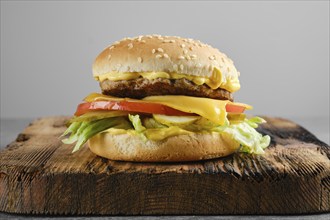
[88, 132, 240, 162]
[88, 131, 240, 162]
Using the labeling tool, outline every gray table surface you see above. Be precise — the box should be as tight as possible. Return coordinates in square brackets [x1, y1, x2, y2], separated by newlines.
[0, 117, 329, 219]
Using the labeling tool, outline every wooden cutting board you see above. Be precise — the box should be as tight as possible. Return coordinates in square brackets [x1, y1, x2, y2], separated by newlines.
[0, 116, 329, 215]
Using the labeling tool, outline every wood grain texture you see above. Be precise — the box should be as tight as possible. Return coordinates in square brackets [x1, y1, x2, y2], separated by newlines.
[0, 116, 329, 215]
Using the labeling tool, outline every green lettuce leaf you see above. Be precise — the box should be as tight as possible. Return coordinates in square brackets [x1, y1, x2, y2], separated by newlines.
[60, 121, 82, 137]
[62, 121, 89, 144]
[128, 114, 146, 132]
[62, 117, 129, 153]
[223, 117, 270, 154]
[128, 114, 147, 142]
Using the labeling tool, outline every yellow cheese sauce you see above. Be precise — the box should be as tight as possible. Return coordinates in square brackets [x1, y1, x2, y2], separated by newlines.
[144, 127, 192, 141]
[94, 67, 240, 93]
[102, 124, 240, 144]
[103, 126, 191, 141]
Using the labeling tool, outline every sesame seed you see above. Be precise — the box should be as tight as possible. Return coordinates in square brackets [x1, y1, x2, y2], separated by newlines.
[189, 46, 193, 51]
[147, 35, 153, 39]
[128, 43, 133, 49]
[163, 39, 171, 43]
[152, 49, 156, 54]
[186, 55, 191, 60]
[156, 54, 163, 59]
[169, 40, 175, 43]
[180, 44, 186, 48]
[163, 53, 169, 58]
[141, 40, 146, 43]
[180, 64, 184, 70]
[107, 54, 111, 60]
[183, 49, 188, 54]
[173, 64, 178, 70]
[178, 56, 185, 60]
[109, 46, 114, 50]
[113, 41, 120, 45]
[138, 57, 143, 63]
[191, 55, 197, 60]
[157, 48, 164, 53]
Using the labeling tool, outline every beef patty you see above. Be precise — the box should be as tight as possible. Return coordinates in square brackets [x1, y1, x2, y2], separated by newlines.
[100, 77, 233, 101]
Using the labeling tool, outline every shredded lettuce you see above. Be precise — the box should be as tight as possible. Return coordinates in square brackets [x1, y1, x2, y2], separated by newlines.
[128, 114, 148, 142]
[62, 121, 90, 145]
[60, 121, 82, 137]
[62, 117, 129, 152]
[69, 111, 128, 123]
[223, 117, 270, 154]
[128, 114, 146, 132]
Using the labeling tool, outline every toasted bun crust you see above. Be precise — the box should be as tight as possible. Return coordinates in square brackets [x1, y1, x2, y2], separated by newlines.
[88, 131, 240, 162]
[93, 35, 240, 81]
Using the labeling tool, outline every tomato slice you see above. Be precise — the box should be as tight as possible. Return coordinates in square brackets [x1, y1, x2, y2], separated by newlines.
[226, 104, 245, 113]
[75, 101, 196, 116]
[75, 101, 246, 116]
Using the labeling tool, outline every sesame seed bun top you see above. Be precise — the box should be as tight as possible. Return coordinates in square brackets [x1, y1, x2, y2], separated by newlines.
[92, 35, 240, 91]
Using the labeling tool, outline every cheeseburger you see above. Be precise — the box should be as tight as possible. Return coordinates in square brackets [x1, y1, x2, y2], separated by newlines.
[62, 35, 270, 162]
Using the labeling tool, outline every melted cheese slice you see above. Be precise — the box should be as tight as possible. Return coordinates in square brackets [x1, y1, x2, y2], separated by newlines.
[143, 95, 229, 125]
[94, 67, 241, 93]
[84, 93, 252, 125]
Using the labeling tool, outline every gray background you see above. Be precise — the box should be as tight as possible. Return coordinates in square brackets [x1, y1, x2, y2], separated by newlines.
[1, 1, 329, 143]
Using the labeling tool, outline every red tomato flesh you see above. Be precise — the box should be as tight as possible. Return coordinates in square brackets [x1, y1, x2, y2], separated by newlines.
[225, 104, 246, 113]
[75, 101, 246, 116]
[75, 101, 196, 116]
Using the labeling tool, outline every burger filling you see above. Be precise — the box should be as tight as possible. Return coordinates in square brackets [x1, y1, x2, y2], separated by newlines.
[62, 92, 270, 154]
